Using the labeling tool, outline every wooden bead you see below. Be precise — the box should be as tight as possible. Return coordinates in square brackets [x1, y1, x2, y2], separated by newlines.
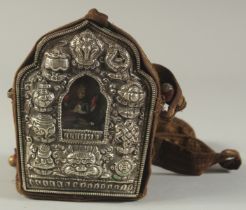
[161, 83, 174, 103]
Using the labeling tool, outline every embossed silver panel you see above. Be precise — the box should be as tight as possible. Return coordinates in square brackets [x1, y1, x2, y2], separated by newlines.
[15, 20, 156, 198]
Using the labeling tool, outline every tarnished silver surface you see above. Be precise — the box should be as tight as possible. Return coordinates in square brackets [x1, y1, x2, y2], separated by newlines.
[16, 20, 156, 198]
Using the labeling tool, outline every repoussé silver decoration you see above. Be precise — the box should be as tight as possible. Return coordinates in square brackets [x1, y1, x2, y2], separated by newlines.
[15, 20, 157, 198]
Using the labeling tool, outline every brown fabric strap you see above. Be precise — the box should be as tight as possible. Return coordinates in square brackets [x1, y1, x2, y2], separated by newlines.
[153, 64, 242, 175]
[152, 121, 242, 175]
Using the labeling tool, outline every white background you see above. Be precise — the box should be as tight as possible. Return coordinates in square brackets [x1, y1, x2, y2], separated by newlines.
[0, 0, 245, 209]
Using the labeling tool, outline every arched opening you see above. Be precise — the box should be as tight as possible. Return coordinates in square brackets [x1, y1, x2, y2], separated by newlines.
[62, 76, 107, 131]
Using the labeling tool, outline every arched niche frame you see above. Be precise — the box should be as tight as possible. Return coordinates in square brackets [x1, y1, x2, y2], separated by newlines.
[58, 72, 111, 144]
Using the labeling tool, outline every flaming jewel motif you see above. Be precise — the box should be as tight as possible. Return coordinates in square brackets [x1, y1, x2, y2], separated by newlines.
[70, 29, 104, 69]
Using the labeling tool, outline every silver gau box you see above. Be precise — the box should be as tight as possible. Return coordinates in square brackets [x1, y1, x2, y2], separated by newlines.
[12, 10, 157, 200]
